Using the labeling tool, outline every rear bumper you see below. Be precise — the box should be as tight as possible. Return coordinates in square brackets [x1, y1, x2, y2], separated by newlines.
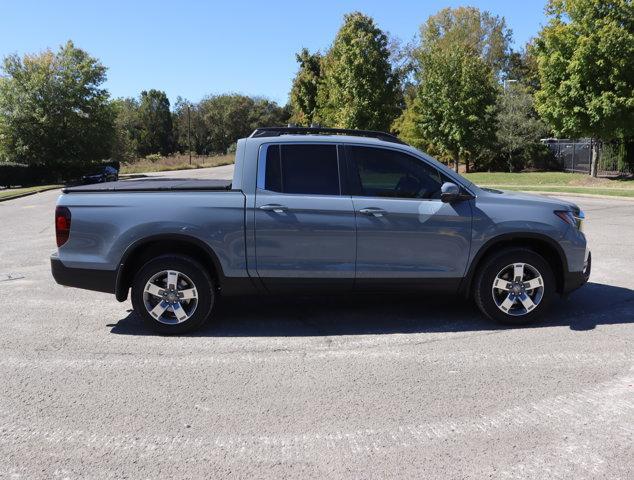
[51, 254, 116, 294]
[562, 251, 591, 295]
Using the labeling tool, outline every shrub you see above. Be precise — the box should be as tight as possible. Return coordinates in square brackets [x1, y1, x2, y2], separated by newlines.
[0, 163, 57, 187]
[144, 154, 162, 163]
[0, 159, 120, 187]
[600, 140, 634, 173]
[523, 143, 558, 171]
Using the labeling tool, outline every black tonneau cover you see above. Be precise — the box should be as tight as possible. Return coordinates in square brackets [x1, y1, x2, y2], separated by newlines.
[63, 178, 233, 193]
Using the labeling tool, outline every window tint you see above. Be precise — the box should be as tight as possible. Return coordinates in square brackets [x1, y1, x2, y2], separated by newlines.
[349, 146, 444, 199]
[264, 145, 282, 192]
[264, 144, 340, 195]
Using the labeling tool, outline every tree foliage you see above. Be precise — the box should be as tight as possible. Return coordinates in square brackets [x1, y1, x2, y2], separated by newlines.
[289, 49, 322, 125]
[418, 6, 512, 77]
[316, 12, 400, 130]
[110, 97, 139, 162]
[506, 42, 541, 93]
[534, 0, 634, 140]
[403, 44, 498, 171]
[172, 97, 206, 155]
[172, 94, 289, 154]
[136, 89, 173, 156]
[0, 41, 114, 167]
[497, 84, 549, 171]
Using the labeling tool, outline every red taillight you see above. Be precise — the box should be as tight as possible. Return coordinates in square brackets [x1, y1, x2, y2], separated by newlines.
[55, 206, 71, 247]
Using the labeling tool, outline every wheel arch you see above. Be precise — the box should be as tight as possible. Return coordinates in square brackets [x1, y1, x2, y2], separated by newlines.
[460, 233, 568, 298]
[115, 234, 225, 302]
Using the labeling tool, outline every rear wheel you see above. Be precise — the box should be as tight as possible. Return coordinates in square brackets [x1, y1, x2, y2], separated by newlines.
[131, 254, 214, 334]
[473, 248, 556, 324]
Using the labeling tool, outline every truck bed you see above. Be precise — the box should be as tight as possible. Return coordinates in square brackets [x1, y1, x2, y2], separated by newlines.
[63, 178, 233, 193]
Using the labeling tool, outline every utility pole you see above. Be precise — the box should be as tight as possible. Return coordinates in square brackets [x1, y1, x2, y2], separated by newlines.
[187, 104, 192, 165]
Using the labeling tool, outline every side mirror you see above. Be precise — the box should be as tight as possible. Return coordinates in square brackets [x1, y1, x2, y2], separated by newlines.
[440, 182, 460, 203]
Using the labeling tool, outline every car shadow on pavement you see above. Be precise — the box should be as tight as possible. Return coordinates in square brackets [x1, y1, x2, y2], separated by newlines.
[108, 282, 634, 337]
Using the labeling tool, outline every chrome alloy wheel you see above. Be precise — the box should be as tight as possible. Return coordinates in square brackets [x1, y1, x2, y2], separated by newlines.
[143, 270, 198, 324]
[491, 263, 544, 316]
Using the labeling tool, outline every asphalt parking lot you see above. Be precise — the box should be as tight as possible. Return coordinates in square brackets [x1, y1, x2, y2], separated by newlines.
[1, 180, 632, 479]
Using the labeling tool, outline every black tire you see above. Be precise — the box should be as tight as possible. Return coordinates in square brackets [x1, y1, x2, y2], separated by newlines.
[131, 254, 215, 334]
[473, 247, 556, 325]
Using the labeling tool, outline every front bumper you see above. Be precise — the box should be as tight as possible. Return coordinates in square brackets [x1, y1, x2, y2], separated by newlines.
[562, 251, 591, 295]
[51, 254, 116, 294]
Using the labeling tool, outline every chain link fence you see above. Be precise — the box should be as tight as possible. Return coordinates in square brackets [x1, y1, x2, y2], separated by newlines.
[541, 138, 633, 176]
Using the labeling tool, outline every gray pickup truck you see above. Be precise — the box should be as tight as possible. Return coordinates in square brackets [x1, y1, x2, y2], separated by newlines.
[51, 127, 591, 333]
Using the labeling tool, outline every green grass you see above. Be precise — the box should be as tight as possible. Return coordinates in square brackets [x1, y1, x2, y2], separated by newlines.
[0, 184, 61, 201]
[463, 172, 634, 198]
[464, 172, 587, 186]
[121, 153, 234, 174]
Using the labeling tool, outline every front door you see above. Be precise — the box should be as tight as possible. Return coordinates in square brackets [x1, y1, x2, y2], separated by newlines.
[254, 143, 356, 292]
[346, 145, 472, 291]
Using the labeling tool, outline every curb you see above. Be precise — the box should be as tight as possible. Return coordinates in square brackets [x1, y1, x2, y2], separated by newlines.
[514, 190, 634, 201]
[0, 186, 62, 203]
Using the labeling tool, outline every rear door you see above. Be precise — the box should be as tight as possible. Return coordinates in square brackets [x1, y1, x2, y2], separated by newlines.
[346, 145, 472, 291]
[254, 143, 356, 292]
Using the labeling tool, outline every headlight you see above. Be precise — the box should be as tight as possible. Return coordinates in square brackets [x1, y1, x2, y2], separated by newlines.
[554, 209, 585, 231]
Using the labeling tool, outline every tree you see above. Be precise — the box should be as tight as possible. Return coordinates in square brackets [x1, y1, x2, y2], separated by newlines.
[111, 97, 139, 162]
[174, 94, 288, 155]
[137, 89, 173, 156]
[505, 42, 540, 93]
[0, 41, 114, 169]
[418, 6, 512, 77]
[534, 0, 634, 176]
[497, 84, 549, 171]
[204, 95, 256, 153]
[407, 44, 498, 172]
[172, 97, 207, 155]
[250, 97, 290, 130]
[316, 12, 400, 131]
[289, 49, 322, 125]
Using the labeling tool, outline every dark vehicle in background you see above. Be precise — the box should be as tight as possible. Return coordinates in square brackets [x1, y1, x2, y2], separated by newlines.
[81, 165, 118, 184]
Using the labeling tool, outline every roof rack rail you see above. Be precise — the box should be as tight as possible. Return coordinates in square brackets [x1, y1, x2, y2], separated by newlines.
[249, 126, 407, 145]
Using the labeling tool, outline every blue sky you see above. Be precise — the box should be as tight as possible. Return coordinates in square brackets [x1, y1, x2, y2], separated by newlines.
[0, 0, 548, 106]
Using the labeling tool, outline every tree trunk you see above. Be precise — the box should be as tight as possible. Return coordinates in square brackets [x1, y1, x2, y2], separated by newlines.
[465, 157, 470, 173]
[453, 152, 459, 173]
[590, 139, 599, 177]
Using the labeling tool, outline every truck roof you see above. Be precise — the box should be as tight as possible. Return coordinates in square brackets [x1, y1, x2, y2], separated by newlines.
[249, 127, 406, 146]
[243, 128, 429, 162]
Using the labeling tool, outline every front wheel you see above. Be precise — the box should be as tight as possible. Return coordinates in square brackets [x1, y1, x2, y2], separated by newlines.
[131, 255, 215, 334]
[473, 248, 556, 325]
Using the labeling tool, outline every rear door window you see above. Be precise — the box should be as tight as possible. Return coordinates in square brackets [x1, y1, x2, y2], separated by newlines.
[263, 144, 340, 195]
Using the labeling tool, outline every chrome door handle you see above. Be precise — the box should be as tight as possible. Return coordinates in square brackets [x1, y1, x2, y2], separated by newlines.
[359, 207, 387, 217]
[259, 204, 288, 213]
